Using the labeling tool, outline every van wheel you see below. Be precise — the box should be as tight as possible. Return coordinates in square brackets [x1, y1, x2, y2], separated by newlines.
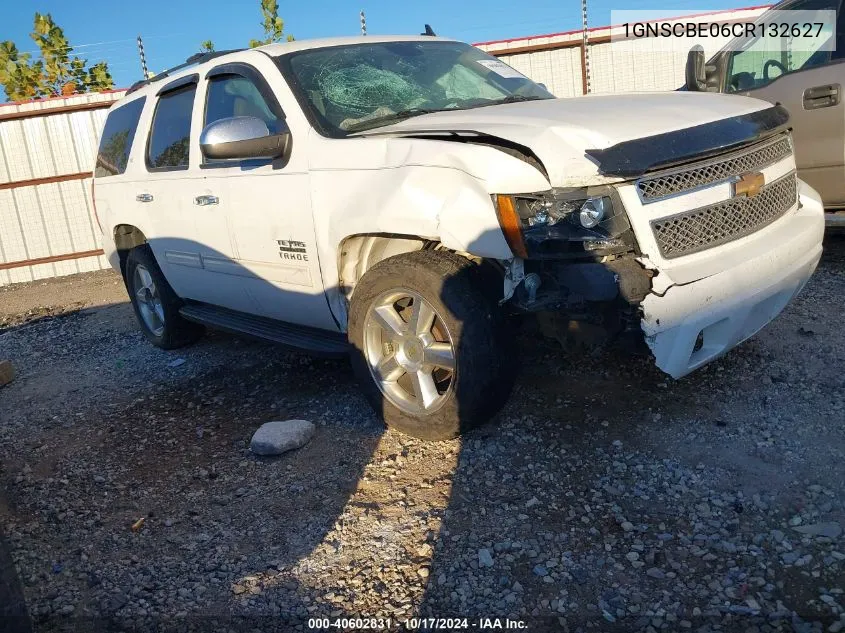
[348, 250, 514, 440]
[125, 245, 204, 349]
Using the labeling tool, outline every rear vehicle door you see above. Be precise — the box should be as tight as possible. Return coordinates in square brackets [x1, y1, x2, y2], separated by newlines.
[724, 0, 845, 206]
[94, 95, 147, 249]
[195, 58, 337, 330]
[140, 75, 250, 311]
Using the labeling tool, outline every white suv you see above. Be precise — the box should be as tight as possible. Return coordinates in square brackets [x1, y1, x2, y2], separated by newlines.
[93, 36, 824, 440]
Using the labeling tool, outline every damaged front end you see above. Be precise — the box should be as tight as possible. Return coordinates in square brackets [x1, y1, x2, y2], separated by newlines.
[495, 104, 824, 378]
[494, 185, 656, 354]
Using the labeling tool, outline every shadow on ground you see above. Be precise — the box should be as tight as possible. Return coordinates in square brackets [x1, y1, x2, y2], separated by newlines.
[1, 236, 844, 631]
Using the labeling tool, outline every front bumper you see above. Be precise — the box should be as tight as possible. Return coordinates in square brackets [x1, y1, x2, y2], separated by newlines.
[641, 180, 824, 378]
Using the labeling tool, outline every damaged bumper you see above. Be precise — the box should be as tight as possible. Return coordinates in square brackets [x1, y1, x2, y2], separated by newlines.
[641, 182, 824, 378]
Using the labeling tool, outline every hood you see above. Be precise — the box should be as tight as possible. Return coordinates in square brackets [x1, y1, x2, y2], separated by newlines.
[360, 92, 779, 187]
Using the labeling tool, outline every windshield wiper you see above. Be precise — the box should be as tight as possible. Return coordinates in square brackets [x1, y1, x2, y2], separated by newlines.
[469, 94, 547, 109]
[345, 108, 440, 133]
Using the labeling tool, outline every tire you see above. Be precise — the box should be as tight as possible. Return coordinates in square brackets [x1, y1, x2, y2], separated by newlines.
[124, 245, 204, 349]
[348, 250, 514, 440]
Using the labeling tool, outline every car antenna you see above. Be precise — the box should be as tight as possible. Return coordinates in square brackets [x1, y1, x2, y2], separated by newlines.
[421, 24, 436, 36]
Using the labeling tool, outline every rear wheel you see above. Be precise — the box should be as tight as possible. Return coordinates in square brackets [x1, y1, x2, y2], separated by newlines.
[125, 245, 204, 349]
[348, 250, 514, 440]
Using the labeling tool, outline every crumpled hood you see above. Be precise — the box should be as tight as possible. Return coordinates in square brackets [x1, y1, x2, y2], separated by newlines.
[366, 92, 774, 187]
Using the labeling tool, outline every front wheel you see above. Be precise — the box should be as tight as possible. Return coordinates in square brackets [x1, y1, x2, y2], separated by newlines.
[348, 251, 514, 440]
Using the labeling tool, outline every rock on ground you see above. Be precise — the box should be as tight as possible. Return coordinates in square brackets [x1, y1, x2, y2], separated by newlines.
[793, 522, 842, 539]
[250, 419, 315, 456]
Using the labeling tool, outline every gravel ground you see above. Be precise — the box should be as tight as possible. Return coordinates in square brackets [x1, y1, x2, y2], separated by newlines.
[1, 238, 844, 633]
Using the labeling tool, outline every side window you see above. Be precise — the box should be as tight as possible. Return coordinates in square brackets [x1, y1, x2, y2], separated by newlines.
[95, 97, 145, 177]
[726, 0, 838, 92]
[204, 75, 281, 132]
[147, 84, 196, 169]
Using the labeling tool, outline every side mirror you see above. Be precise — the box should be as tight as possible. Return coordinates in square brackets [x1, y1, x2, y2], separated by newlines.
[537, 82, 548, 91]
[200, 116, 291, 161]
[685, 45, 707, 92]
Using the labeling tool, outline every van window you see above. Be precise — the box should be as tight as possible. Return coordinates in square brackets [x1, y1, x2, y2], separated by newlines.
[95, 97, 146, 177]
[147, 85, 196, 169]
[726, 0, 839, 92]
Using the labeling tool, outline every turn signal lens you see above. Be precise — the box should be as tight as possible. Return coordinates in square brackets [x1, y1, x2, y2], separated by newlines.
[494, 195, 528, 259]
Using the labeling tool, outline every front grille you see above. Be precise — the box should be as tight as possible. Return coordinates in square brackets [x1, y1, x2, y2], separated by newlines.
[637, 134, 793, 202]
[651, 172, 797, 259]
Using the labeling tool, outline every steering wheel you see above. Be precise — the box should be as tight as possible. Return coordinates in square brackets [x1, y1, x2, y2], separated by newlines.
[763, 59, 787, 82]
[729, 71, 755, 92]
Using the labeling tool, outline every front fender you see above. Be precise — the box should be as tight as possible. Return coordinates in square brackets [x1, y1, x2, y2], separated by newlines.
[309, 133, 553, 327]
[311, 164, 513, 270]
[310, 133, 552, 265]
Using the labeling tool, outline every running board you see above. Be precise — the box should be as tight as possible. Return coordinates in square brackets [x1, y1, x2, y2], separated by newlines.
[179, 303, 348, 357]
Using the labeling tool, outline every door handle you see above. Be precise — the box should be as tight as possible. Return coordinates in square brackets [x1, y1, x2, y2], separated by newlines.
[136, 193, 154, 202]
[803, 84, 840, 110]
[194, 195, 219, 206]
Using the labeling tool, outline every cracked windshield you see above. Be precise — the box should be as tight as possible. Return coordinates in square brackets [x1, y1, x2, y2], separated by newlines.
[284, 40, 553, 134]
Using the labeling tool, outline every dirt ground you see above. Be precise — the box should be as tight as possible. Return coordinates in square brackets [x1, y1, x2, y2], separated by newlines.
[1, 238, 844, 632]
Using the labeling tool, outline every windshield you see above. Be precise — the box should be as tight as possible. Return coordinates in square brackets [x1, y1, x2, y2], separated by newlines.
[279, 40, 554, 136]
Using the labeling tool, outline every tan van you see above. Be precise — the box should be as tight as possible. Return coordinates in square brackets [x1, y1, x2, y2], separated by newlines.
[685, 0, 845, 225]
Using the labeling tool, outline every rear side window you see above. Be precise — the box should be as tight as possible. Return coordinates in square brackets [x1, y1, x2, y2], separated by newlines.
[95, 97, 146, 177]
[147, 85, 196, 169]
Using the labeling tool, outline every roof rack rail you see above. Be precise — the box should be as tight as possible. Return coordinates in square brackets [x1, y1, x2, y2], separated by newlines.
[126, 49, 246, 95]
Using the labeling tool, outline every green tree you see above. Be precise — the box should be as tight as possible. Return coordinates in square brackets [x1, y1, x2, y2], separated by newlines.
[87, 61, 112, 90]
[199, 0, 294, 60]
[0, 12, 113, 101]
[0, 42, 44, 101]
[248, 0, 294, 48]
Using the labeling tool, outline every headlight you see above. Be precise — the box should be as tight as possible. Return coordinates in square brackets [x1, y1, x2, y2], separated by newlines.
[494, 187, 634, 259]
[578, 197, 607, 228]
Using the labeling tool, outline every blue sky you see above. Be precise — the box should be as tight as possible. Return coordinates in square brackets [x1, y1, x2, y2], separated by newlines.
[3, 0, 744, 97]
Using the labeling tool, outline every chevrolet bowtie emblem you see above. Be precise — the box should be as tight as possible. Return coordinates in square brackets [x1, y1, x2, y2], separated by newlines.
[735, 172, 765, 198]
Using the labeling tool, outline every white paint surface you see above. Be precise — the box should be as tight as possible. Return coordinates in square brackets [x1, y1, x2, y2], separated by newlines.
[640, 180, 824, 378]
[94, 38, 824, 383]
